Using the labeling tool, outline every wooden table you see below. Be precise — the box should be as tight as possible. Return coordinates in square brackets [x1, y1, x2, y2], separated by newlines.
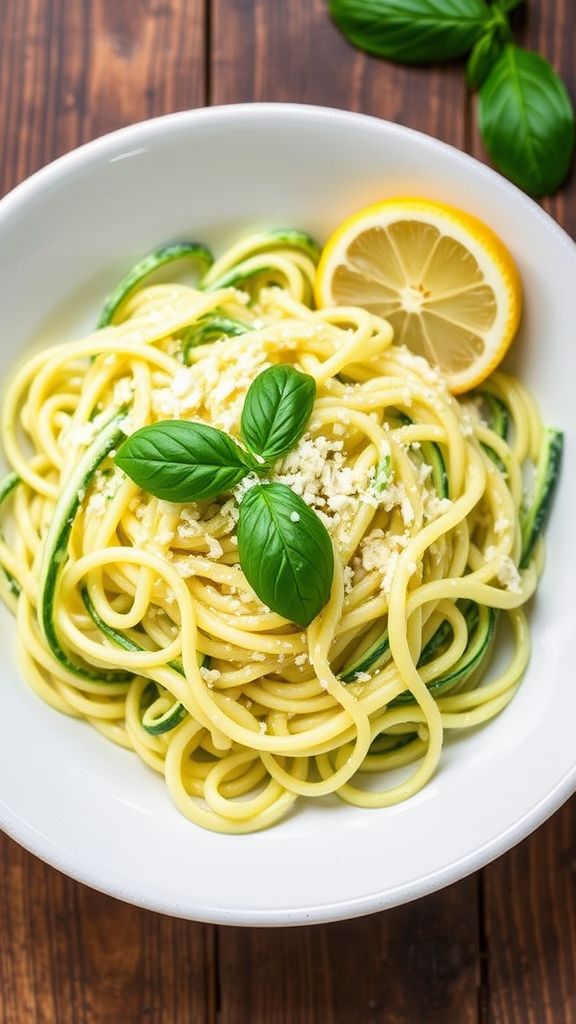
[1, 3, 574, 1021]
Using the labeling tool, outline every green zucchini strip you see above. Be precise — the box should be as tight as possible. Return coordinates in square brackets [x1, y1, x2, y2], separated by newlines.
[203, 256, 294, 293]
[201, 228, 320, 289]
[97, 242, 214, 328]
[420, 439, 449, 499]
[520, 427, 563, 567]
[472, 391, 510, 470]
[82, 587, 210, 735]
[339, 627, 391, 684]
[417, 616, 454, 666]
[340, 602, 490, 699]
[392, 604, 496, 706]
[0, 471, 22, 599]
[141, 693, 189, 736]
[182, 314, 250, 364]
[340, 610, 454, 685]
[475, 391, 510, 439]
[37, 415, 131, 682]
[392, 410, 449, 498]
[138, 680, 187, 736]
[368, 732, 417, 755]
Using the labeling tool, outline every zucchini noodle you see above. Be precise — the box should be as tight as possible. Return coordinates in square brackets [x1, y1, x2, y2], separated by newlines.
[0, 228, 560, 833]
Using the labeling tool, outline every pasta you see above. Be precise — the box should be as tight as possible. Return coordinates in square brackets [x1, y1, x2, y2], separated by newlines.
[0, 229, 560, 833]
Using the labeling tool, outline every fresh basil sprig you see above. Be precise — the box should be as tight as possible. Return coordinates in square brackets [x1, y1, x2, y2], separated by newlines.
[241, 364, 316, 466]
[237, 484, 334, 628]
[115, 420, 251, 501]
[479, 45, 575, 198]
[115, 363, 333, 626]
[328, 0, 575, 196]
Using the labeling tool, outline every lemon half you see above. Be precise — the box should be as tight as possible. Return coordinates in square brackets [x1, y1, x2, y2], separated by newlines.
[315, 198, 522, 394]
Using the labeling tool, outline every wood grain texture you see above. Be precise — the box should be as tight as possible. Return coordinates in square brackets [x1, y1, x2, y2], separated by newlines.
[0, 4, 213, 1023]
[0, 834, 216, 1024]
[210, 0, 467, 146]
[0, 2, 575, 1023]
[0, 0, 206, 199]
[483, 801, 576, 1024]
[218, 880, 480, 1024]
[477, 3, 576, 1021]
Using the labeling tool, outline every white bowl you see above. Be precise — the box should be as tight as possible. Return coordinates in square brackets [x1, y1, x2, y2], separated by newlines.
[0, 104, 574, 926]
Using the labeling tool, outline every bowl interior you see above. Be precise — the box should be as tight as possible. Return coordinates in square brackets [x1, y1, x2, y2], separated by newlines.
[0, 104, 575, 925]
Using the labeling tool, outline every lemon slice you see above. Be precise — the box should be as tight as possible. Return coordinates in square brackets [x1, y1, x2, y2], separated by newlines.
[315, 198, 522, 394]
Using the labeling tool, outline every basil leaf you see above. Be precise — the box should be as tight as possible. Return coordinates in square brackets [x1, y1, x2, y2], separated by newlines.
[328, 0, 491, 64]
[237, 484, 333, 628]
[115, 420, 250, 501]
[479, 45, 575, 196]
[241, 365, 316, 464]
[467, 28, 504, 89]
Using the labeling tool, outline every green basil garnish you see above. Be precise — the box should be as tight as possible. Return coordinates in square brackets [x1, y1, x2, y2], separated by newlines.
[479, 45, 575, 197]
[237, 484, 333, 628]
[241, 364, 316, 466]
[114, 362, 334, 626]
[327, 0, 574, 197]
[328, 0, 490, 64]
[115, 420, 251, 502]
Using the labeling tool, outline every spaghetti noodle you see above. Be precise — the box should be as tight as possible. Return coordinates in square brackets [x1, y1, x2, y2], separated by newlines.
[0, 229, 561, 833]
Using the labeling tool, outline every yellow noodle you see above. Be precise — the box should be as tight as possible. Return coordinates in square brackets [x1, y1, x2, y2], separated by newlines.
[0, 232, 547, 833]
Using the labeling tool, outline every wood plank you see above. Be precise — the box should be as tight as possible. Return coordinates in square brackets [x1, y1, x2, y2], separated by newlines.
[210, 4, 480, 1022]
[0, 4, 214, 1023]
[0, 834, 216, 1024]
[218, 880, 479, 1024]
[483, 801, 576, 1024]
[0, 0, 206, 199]
[210, 0, 467, 147]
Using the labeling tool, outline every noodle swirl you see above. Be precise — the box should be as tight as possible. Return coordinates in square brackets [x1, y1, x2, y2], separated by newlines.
[0, 230, 556, 832]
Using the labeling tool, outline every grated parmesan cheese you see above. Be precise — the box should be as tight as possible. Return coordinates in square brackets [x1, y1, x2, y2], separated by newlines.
[86, 468, 121, 516]
[342, 565, 354, 595]
[150, 338, 270, 431]
[200, 666, 222, 688]
[113, 377, 135, 407]
[485, 545, 522, 594]
[358, 528, 412, 595]
[174, 558, 196, 578]
[205, 535, 224, 559]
